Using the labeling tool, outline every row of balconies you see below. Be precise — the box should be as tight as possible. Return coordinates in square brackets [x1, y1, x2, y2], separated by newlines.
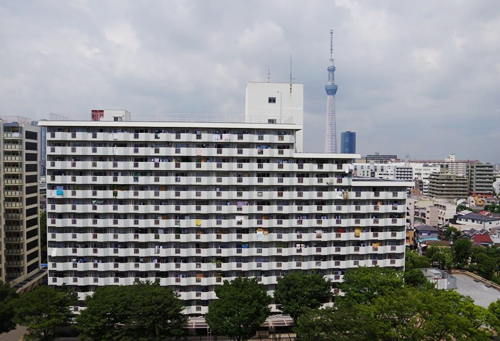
[49, 245, 405, 258]
[47, 188, 405, 202]
[4, 191, 23, 197]
[47, 160, 350, 173]
[4, 202, 23, 208]
[48, 131, 296, 144]
[49, 203, 406, 215]
[50, 174, 351, 187]
[49, 217, 406, 229]
[3, 156, 22, 161]
[3, 144, 22, 150]
[4, 179, 22, 185]
[50, 258, 405, 288]
[3, 167, 22, 173]
[47, 188, 355, 201]
[49, 231, 406, 243]
[51, 256, 404, 273]
[3, 132, 22, 139]
[48, 146, 295, 159]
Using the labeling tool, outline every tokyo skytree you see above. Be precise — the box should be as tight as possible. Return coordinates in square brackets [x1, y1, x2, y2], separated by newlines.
[324, 30, 338, 153]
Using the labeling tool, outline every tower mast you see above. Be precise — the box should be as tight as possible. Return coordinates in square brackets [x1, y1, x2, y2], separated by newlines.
[324, 29, 338, 153]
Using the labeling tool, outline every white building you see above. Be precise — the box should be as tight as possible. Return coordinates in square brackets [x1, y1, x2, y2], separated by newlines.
[354, 162, 439, 196]
[42, 84, 409, 315]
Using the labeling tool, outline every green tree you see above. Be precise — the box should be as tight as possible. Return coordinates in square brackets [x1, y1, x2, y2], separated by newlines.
[404, 268, 432, 288]
[273, 271, 332, 324]
[14, 285, 77, 341]
[427, 246, 453, 270]
[125, 281, 187, 340]
[205, 277, 271, 341]
[297, 286, 498, 341]
[338, 266, 403, 306]
[452, 238, 472, 268]
[76, 286, 130, 340]
[77, 281, 186, 341]
[0, 281, 18, 334]
[40, 211, 47, 263]
[444, 226, 462, 241]
[405, 250, 431, 270]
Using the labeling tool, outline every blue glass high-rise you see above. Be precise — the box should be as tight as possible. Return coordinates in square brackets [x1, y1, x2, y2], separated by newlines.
[341, 131, 356, 154]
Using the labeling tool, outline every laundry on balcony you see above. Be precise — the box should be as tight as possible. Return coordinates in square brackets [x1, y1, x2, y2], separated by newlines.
[196, 219, 202, 227]
[56, 186, 64, 196]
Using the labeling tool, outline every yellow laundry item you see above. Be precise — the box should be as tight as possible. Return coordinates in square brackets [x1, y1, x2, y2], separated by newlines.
[196, 219, 202, 226]
[355, 228, 361, 237]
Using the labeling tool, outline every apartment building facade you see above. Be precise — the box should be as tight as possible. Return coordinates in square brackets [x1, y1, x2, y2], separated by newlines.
[467, 162, 494, 196]
[428, 173, 468, 199]
[0, 118, 41, 283]
[43, 83, 409, 315]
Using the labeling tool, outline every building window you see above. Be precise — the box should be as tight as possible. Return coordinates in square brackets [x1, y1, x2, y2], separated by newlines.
[268, 97, 276, 104]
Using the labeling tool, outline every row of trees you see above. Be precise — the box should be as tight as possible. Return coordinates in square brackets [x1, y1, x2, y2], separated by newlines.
[425, 227, 500, 282]
[3, 266, 500, 340]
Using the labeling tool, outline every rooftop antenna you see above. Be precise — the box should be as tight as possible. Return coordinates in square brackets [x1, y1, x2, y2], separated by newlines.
[330, 29, 333, 60]
[267, 69, 271, 83]
[289, 55, 293, 94]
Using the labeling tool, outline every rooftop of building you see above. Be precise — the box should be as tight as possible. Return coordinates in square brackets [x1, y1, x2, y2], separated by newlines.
[473, 234, 494, 244]
[458, 213, 500, 222]
[414, 224, 438, 232]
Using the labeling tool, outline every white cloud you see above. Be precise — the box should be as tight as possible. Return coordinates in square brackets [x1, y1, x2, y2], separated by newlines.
[0, 0, 499, 162]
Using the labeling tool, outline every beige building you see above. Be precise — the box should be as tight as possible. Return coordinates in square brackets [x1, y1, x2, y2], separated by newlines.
[0, 118, 41, 285]
[428, 173, 468, 199]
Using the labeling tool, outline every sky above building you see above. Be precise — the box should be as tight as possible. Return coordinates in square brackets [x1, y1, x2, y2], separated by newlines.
[1, 0, 499, 163]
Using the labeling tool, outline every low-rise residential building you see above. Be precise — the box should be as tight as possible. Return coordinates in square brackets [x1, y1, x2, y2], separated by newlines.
[414, 224, 439, 249]
[455, 213, 500, 231]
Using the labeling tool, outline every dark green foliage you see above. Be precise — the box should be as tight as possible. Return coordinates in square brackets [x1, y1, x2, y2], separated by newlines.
[297, 274, 498, 340]
[404, 268, 433, 288]
[405, 250, 431, 270]
[273, 271, 332, 324]
[452, 238, 472, 268]
[426, 245, 453, 270]
[0, 281, 18, 334]
[338, 266, 403, 306]
[14, 285, 77, 341]
[444, 226, 462, 241]
[205, 277, 271, 341]
[76, 281, 187, 341]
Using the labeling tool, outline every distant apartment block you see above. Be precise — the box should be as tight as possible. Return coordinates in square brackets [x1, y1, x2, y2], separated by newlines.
[467, 162, 494, 196]
[428, 173, 468, 199]
[340, 131, 356, 154]
[0, 118, 41, 284]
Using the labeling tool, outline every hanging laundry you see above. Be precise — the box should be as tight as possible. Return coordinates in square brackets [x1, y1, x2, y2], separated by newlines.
[196, 219, 202, 227]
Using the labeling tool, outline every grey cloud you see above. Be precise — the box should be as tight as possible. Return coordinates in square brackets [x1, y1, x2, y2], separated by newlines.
[0, 0, 499, 163]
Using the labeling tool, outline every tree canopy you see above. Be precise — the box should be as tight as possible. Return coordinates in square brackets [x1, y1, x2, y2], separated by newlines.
[338, 266, 403, 306]
[297, 267, 499, 340]
[452, 238, 472, 268]
[76, 281, 187, 341]
[14, 285, 77, 341]
[0, 280, 18, 334]
[205, 277, 271, 341]
[273, 271, 332, 324]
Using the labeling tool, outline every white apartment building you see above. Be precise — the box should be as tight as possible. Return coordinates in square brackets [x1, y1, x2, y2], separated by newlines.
[354, 162, 438, 196]
[42, 83, 409, 315]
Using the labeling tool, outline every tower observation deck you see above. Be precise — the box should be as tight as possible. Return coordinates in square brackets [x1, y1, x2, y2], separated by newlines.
[324, 30, 338, 153]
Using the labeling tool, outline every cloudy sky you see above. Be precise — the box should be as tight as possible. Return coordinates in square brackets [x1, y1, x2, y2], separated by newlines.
[1, 0, 499, 163]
